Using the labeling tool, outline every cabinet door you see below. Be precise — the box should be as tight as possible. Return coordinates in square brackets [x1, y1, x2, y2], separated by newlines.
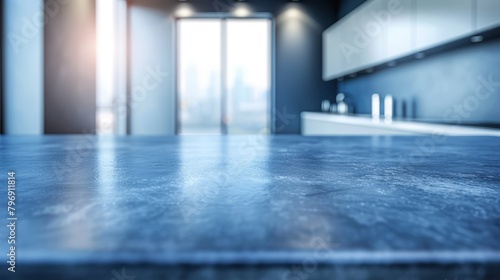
[338, 14, 365, 73]
[323, 25, 345, 80]
[416, 0, 473, 51]
[344, 0, 385, 70]
[385, 0, 414, 60]
[477, 0, 500, 31]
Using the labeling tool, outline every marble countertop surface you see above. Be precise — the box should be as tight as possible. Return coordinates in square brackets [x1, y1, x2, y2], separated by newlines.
[0, 135, 499, 273]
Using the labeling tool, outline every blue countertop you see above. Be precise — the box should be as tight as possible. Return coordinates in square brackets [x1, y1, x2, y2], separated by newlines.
[1, 135, 499, 279]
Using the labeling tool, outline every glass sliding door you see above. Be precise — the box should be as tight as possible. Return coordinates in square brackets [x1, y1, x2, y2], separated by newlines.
[226, 19, 271, 134]
[177, 19, 222, 135]
[177, 18, 271, 135]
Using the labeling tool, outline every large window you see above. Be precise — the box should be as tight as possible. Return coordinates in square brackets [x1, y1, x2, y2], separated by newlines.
[96, 0, 127, 135]
[177, 18, 272, 135]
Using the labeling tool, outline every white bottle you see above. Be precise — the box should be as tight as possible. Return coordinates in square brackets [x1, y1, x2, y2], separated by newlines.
[321, 100, 330, 112]
[384, 95, 393, 123]
[372, 94, 380, 122]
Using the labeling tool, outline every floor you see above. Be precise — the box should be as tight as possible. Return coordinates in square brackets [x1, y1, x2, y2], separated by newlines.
[1, 135, 499, 279]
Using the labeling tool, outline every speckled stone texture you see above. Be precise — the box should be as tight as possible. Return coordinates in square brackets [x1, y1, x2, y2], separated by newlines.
[0, 135, 499, 279]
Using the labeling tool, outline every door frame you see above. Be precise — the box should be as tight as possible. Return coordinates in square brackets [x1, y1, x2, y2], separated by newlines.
[174, 13, 275, 135]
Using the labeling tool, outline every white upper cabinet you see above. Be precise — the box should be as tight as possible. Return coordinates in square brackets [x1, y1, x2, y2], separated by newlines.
[477, 0, 500, 31]
[323, 25, 345, 80]
[415, 0, 473, 51]
[323, 0, 385, 80]
[338, 10, 370, 74]
[323, 0, 500, 81]
[385, 0, 414, 60]
[347, 0, 385, 69]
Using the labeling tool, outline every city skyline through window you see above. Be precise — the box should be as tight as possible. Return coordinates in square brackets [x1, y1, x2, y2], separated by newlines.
[177, 18, 272, 135]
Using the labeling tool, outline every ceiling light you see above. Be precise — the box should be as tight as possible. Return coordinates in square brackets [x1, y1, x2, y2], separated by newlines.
[284, 7, 301, 19]
[233, 6, 251, 17]
[176, 6, 193, 17]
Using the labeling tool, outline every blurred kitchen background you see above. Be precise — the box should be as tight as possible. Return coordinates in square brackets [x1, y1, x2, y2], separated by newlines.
[1, 0, 499, 136]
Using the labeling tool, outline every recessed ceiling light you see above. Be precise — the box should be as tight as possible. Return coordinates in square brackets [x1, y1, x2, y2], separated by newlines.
[233, 6, 251, 17]
[176, 6, 193, 17]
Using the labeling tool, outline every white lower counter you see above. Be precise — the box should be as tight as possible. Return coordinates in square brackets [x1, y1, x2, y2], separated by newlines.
[301, 112, 500, 136]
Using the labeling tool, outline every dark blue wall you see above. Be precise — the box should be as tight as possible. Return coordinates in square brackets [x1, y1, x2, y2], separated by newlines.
[336, 0, 500, 125]
[338, 39, 500, 124]
[274, 1, 337, 133]
[337, 0, 366, 19]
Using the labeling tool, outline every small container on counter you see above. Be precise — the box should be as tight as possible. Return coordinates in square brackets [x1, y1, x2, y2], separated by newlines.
[330, 103, 338, 114]
[372, 93, 380, 122]
[336, 93, 348, 115]
[384, 95, 393, 122]
[321, 100, 331, 112]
